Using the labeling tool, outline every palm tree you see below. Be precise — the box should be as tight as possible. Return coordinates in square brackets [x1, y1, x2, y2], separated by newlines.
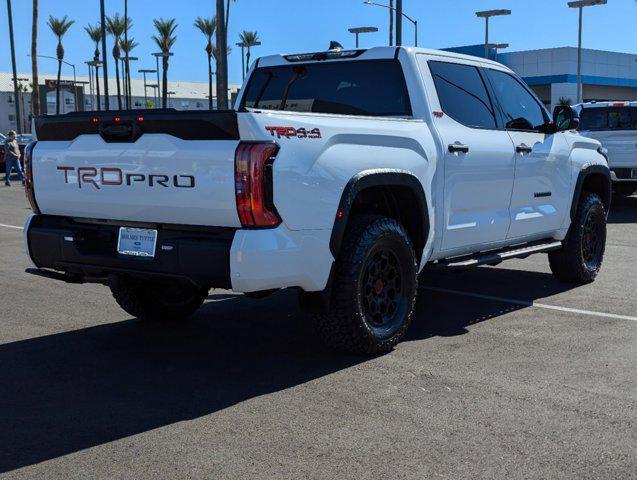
[31, 0, 41, 117]
[152, 18, 177, 109]
[194, 16, 216, 110]
[85, 23, 102, 110]
[239, 31, 260, 75]
[106, 14, 130, 110]
[47, 15, 74, 115]
[120, 38, 138, 108]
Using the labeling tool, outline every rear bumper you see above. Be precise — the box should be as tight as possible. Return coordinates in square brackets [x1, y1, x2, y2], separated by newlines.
[25, 214, 234, 289]
[24, 214, 335, 293]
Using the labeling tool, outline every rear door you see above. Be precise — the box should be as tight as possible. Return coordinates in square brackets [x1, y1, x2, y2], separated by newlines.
[484, 68, 571, 239]
[424, 59, 516, 252]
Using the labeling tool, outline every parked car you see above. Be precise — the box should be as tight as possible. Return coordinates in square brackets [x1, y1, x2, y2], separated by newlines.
[575, 101, 637, 196]
[24, 46, 610, 354]
[0, 132, 27, 172]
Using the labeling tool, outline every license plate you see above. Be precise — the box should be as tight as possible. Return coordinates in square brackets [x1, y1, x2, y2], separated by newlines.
[632, 169, 637, 179]
[117, 227, 157, 258]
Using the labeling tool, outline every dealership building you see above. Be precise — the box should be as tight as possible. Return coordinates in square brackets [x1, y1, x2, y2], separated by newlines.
[445, 45, 637, 109]
[1, 45, 636, 133]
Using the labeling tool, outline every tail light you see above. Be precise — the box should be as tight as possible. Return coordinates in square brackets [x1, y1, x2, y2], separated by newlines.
[234, 142, 280, 228]
[24, 141, 40, 214]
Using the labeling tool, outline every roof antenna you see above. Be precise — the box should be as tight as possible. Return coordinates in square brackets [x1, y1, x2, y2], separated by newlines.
[329, 41, 344, 51]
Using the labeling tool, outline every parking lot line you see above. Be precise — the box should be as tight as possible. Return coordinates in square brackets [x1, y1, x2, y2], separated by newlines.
[0, 223, 23, 230]
[421, 286, 637, 323]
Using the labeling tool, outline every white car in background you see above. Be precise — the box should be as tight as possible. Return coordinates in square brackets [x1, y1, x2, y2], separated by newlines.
[575, 101, 637, 197]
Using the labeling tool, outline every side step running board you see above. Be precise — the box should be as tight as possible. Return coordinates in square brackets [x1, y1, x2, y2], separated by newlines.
[430, 240, 563, 271]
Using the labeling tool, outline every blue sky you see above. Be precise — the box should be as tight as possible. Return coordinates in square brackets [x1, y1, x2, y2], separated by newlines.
[1, 0, 635, 85]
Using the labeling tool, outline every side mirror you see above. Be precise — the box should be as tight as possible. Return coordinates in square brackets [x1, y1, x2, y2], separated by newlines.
[552, 105, 580, 131]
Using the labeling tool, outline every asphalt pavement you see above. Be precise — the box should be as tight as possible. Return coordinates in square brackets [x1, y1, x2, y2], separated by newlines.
[0, 182, 635, 480]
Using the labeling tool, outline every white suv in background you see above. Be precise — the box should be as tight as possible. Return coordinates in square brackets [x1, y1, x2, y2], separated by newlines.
[576, 101, 637, 196]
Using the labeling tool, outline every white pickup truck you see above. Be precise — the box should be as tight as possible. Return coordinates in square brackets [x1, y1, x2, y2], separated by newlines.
[24, 46, 611, 354]
[575, 101, 637, 197]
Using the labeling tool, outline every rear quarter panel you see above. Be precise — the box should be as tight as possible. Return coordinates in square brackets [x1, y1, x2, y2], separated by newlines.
[239, 111, 438, 235]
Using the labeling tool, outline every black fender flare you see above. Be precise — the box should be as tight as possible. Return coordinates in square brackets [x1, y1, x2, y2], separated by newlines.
[329, 169, 430, 259]
[570, 164, 611, 219]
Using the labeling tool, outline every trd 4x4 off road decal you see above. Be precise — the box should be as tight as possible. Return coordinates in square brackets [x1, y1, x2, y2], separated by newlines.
[265, 126, 322, 139]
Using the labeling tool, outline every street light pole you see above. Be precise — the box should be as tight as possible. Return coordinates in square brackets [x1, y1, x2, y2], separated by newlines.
[395, 0, 402, 46]
[476, 10, 511, 59]
[486, 43, 509, 62]
[348, 27, 379, 48]
[85, 62, 94, 110]
[139, 69, 156, 108]
[363, 1, 418, 47]
[6, 0, 22, 132]
[100, 0, 109, 110]
[568, 0, 607, 104]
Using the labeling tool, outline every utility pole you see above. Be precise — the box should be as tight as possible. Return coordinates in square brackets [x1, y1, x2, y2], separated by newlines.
[100, 0, 109, 110]
[6, 0, 22, 133]
[395, 0, 403, 46]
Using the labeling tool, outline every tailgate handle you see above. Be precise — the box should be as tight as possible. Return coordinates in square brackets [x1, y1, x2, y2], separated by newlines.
[99, 122, 142, 143]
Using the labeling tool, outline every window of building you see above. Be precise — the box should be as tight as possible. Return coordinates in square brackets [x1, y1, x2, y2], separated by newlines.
[486, 69, 547, 131]
[428, 61, 496, 129]
[242, 60, 412, 117]
[180, 100, 190, 108]
[196, 101, 204, 109]
[8, 114, 16, 122]
[7, 95, 14, 104]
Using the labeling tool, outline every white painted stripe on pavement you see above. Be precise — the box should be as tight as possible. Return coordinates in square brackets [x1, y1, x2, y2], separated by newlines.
[421, 286, 637, 322]
[0, 223, 23, 230]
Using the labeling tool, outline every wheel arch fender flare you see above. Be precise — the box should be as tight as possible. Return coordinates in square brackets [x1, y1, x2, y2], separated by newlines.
[571, 164, 612, 219]
[329, 169, 430, 259]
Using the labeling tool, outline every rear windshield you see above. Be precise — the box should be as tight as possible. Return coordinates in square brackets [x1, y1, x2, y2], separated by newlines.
[579, 107, 637, 131]
[241, 60, 412, 117]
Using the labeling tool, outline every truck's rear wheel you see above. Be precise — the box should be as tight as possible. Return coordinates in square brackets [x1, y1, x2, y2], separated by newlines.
[315, 215, 418, 355]
[110, 276, 207, 322]
[549, 192, 607, 283]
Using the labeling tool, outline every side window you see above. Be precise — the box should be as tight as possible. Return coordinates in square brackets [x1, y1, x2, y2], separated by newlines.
[608, 109, 632, 130]
[428, 61, 496, 129]
[579, 108, 608, 131]
[486, 69, 547, 131]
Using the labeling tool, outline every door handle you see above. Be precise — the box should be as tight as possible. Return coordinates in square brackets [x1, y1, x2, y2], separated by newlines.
[516, 144, 533, 154]
[448, 144, 469, 154]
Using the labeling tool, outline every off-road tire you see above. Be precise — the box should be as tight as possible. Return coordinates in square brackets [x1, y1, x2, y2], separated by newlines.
[549, 192, 607, 283]
[314, 215, 418, 355]
[110, 276, 207, 321]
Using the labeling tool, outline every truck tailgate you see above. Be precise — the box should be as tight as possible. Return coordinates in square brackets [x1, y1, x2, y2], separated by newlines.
[32, 111, 242, 228]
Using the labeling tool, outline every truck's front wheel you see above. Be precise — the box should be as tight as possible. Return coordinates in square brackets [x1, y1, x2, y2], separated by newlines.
[110, 276, 207, 322]
[315, 215, 418, 355]
[549, 192, 607, 283]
